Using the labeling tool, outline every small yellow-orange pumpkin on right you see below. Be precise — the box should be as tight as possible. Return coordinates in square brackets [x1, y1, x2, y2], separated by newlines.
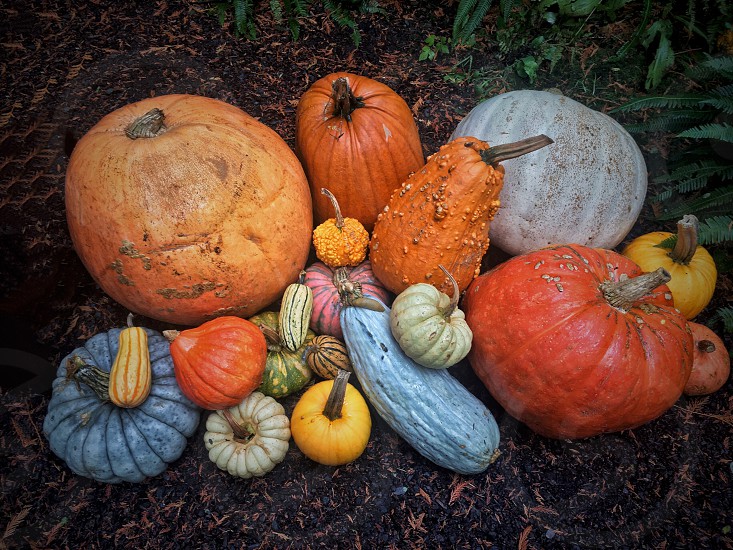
[622, 214, 717, 319]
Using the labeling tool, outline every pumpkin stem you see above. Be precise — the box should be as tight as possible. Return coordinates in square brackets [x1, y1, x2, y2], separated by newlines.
[126, 312, 135, 328]
[438, 265, 460, 317]
[698, 339, 717, 354]
[332, 267, 385, 311]
[221, 408, 255, 443]
[600, 267, 672, 313]
[330, 77, 365, 122]
[669, 214, 699, 265]
[323, 369, 351, 421]
[257, 323, 283, 351]
[65, 355, 110, 401]
[125, 108, 166, 140]
[162, 329, 180, 343]
[321, 188, 345, 230]
[478, 135, 553, 167]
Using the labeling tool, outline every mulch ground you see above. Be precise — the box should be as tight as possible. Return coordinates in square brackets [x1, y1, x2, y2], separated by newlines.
[1, 1, 732, 548]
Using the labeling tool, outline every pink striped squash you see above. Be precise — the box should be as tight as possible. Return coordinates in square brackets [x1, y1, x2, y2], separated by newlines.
[304, 261, 391, 339]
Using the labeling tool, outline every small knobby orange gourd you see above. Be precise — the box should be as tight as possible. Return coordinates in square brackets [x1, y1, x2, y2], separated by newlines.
[312, 188, 370, 268]
[370, 135, 553, 296]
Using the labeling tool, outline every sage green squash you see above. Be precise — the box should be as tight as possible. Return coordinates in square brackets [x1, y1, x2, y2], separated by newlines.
[341, 300, 500, 474]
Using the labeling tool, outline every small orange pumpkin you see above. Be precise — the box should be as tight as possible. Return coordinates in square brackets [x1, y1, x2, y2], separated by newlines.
[165, 316, 267, 410]
[684, 322, 730, 396]
[312, 188, 369, 268]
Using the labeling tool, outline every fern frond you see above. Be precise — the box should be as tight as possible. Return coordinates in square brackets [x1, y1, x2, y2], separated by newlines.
[697, 215, 733, 245]
[610, 94, 705, 113]
[701, 95, 733, 114]
[710, 306, 733, 334]
[270, 0, 284, 23]
[656, 185, 733, 221]
[687, 55, 733, 80]
[624, 109, 716, 134]
[678, 122, 733, 142]
[453, 0, 492, 44]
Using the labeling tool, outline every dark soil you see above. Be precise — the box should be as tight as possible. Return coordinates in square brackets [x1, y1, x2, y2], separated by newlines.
[1, 1, 731, 549]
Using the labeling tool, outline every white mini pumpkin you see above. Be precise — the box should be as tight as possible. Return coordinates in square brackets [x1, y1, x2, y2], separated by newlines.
[204, 392, 290, 478]
[450, 89, 647, 256]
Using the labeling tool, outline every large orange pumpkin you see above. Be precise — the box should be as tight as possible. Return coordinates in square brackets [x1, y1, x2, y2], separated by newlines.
[65, 94, 313, 325]
[295, 72, 424, 232]
[463, 244, 694, 440]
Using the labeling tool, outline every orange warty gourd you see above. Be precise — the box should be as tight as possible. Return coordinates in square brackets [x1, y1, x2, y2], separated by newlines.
[295, 72, 424, 232]
[370, 135, 552, 296]
[65, 94, 313, 326]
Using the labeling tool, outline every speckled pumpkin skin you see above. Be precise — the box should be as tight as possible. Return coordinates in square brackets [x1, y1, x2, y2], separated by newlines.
[463, 244, 694, 440]
[43, 327, 201, 483]
[451, 90, 647, 256]
[65, 94, 313, 326]
[370, 137, 504, 296]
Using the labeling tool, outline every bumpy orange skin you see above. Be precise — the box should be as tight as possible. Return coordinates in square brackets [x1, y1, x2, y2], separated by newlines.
[66, 94, 313, 326]
[370, 137, 504, 296]
[463, 244, 694, 440]
[295, 72, 424, 233]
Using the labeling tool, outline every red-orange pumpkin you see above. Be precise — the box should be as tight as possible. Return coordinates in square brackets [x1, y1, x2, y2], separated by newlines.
[295, 72, 424, 232]
[463, 244, 694, 440]
[66, 94, 313, 326]
[165, 316, 267, 410]
[684, 322, 730, 396]
[304, 261, 391, 340]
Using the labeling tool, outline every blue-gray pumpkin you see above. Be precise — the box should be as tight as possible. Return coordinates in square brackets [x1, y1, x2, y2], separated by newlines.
[43, 327, 201, 483]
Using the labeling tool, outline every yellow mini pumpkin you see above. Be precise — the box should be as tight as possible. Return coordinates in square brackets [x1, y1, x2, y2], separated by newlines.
[290, 370, 371, 466]
[312, 188, 369, 268]
[622, 214, 717, 319]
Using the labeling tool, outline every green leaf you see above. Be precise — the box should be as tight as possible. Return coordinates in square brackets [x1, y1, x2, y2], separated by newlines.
[645, 32, 675, 90]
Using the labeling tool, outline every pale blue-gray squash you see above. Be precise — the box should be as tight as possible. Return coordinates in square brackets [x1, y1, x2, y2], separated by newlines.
[341, 300, 500, 475]
[43, 327, 201, 483]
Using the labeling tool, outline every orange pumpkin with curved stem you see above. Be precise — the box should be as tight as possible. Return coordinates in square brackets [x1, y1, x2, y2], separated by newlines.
[295, 72, 424, 232]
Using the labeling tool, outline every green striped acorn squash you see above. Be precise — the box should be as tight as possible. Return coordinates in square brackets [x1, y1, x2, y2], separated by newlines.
[249, 311, 315, 398]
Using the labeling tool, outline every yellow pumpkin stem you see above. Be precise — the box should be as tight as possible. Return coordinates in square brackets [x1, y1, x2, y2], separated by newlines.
[125, 108, 166, 140]
[600, 267, 672, 314]
[670, 214, 699, 265]
[323, 369, 350, 421]
[478, 134, 554, 167]
[438, 265, 460, 318]
[330, 77, 365, 122]
[221, 409, 255, 444]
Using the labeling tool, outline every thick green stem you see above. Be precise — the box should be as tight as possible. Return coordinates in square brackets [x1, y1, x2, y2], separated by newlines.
[330, 77, 365, 121]
[600, 267, 671, 313]
[323, 369, 350, 421]
[66, 355, 110, 401]
[669, 214, 699, 265]
[478, 135, 553, 167]
[125, 108, 166, 139]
